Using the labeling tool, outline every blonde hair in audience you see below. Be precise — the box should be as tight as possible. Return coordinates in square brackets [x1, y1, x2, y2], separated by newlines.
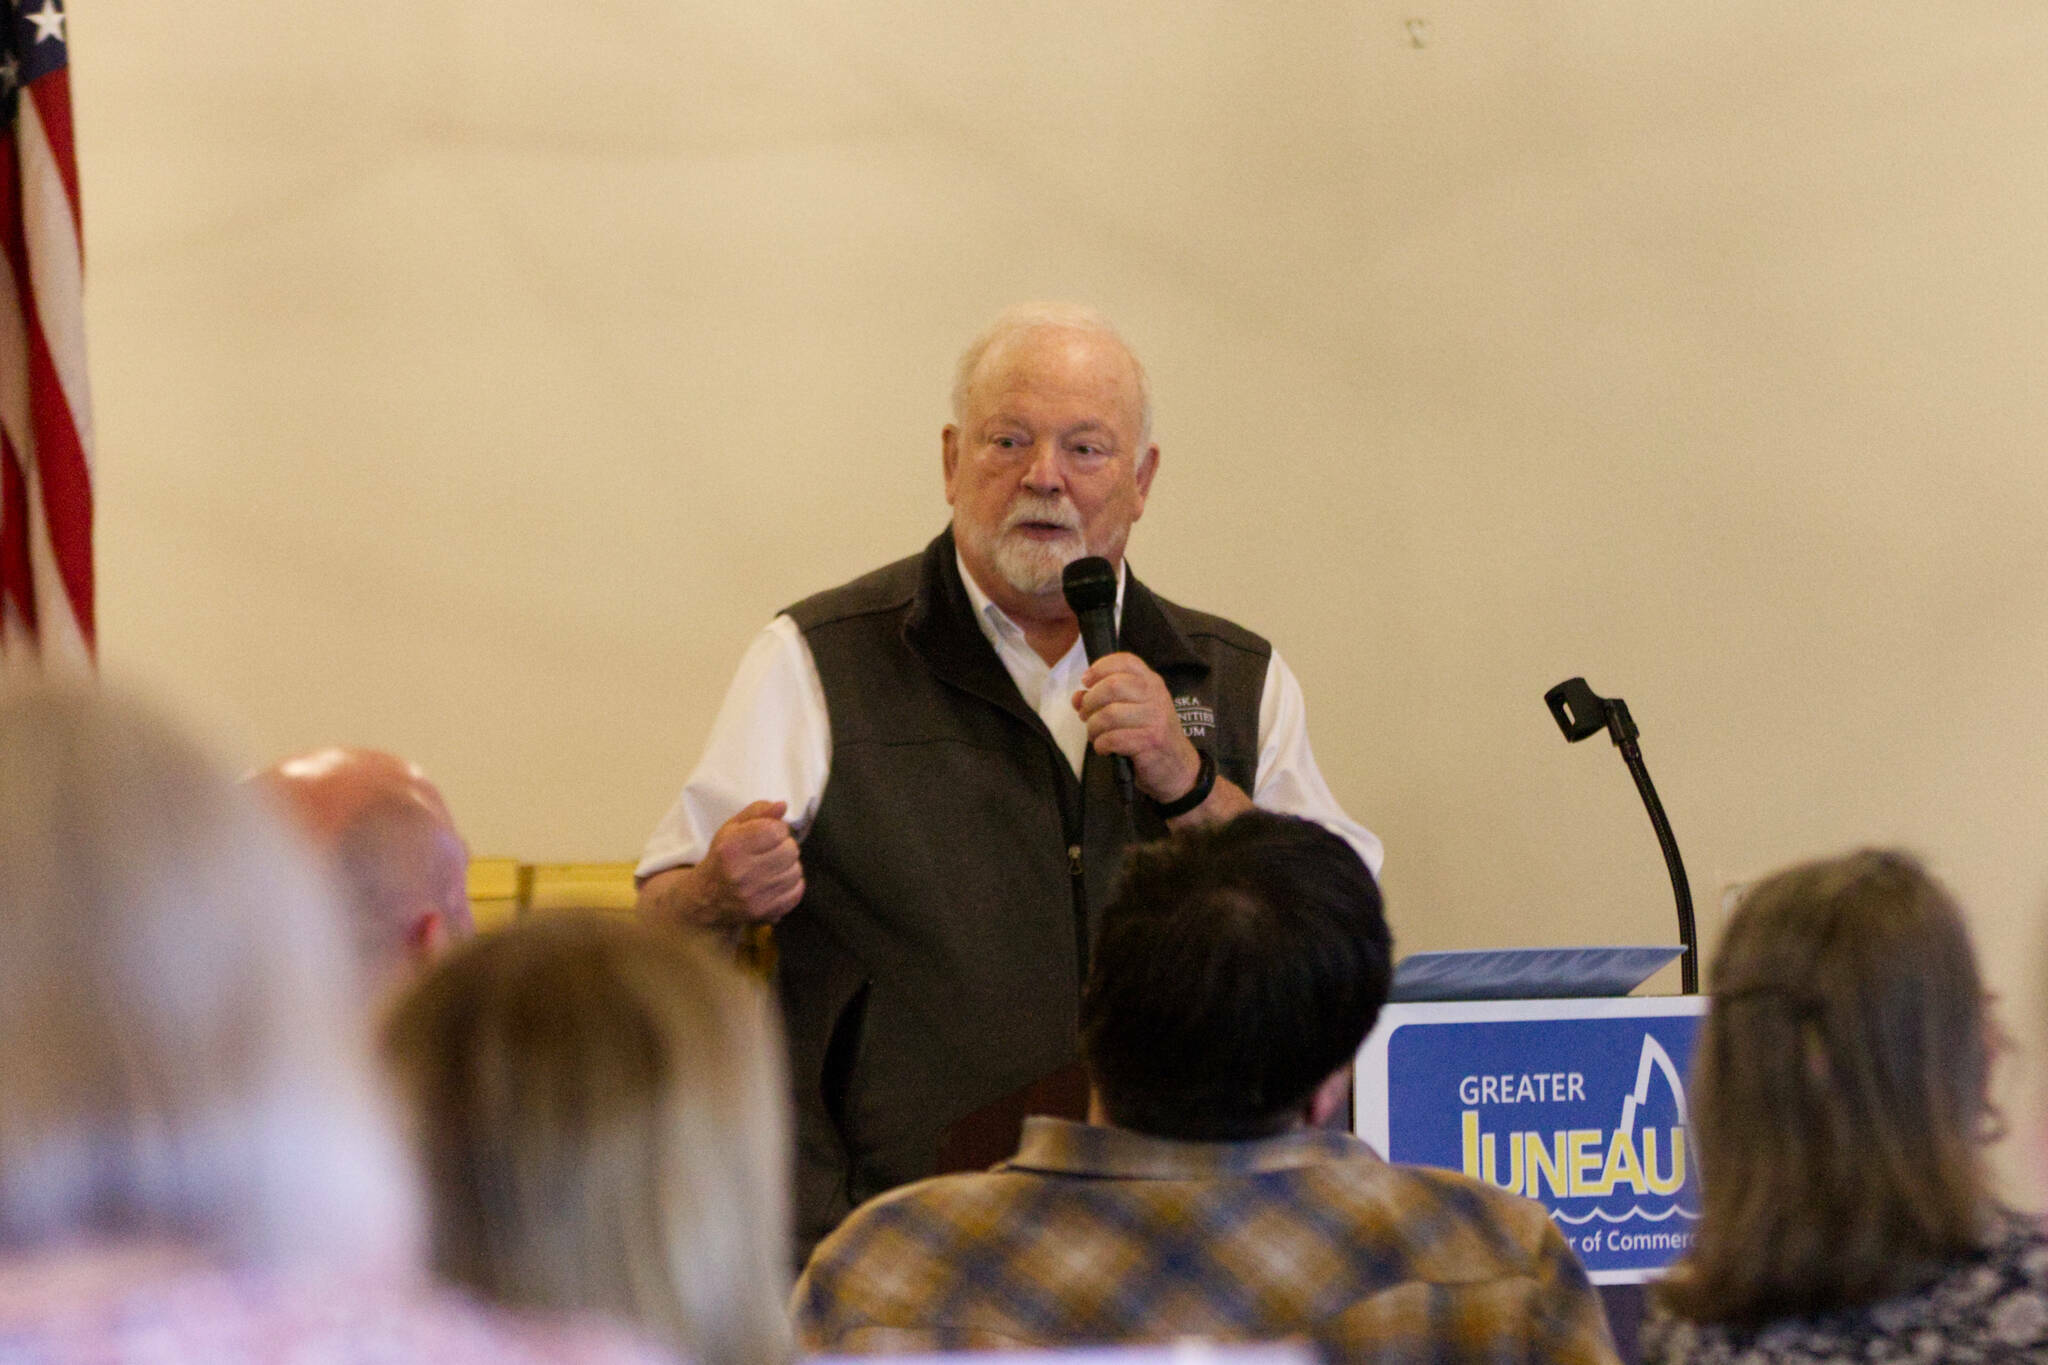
[1658, 848, 1993, 1326]
[0, 684, 416, 1266]
[383, 912, 792, 1365]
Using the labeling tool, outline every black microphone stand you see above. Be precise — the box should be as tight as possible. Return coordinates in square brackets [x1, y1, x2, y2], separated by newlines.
[1545, 679, 1699, 994]
[1603, 700, 1697, 995]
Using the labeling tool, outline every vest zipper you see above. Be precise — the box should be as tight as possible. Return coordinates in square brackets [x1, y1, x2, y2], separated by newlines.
[1064, 752, 1096, 991]
[1067, 834, 1089, 990]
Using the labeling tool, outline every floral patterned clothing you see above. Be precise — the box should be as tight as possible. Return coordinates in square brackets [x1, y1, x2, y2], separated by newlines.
[0, 1241, 676, 1365]
[1644, 1214, 2048, 1365]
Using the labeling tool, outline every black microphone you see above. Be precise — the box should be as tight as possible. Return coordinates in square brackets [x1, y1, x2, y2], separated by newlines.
[1061, 556, 1135, 805]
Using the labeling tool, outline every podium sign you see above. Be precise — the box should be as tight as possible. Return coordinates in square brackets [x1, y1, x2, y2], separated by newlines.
[1355, 997, 1708, 1285]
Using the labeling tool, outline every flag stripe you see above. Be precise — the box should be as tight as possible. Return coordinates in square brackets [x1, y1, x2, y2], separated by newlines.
[0, 432, 36, 635]
[26, 70, 78, 249]
[0, 140, 30, 433]
[0, 134, 38, 649]
[19, 93, 90, 453]
[26, 318, 90, 643]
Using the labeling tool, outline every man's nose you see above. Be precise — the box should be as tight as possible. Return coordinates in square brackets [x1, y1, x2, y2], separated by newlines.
[1020, 440, 1065, 492]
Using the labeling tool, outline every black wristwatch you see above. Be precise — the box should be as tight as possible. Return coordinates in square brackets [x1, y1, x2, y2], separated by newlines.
[1151, 748, 1216, 819]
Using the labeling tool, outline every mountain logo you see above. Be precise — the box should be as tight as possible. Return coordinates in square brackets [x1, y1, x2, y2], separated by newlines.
[1460, 1033, 1699, 1241]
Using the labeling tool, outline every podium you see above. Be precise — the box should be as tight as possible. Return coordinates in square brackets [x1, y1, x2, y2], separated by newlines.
[1353, 948, 1705, 1361]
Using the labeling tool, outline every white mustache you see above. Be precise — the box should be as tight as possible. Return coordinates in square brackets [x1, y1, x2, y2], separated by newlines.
[1002, 497, 1081, 535]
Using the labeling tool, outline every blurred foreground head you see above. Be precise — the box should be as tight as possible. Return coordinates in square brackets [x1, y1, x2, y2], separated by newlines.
[382, 912, 793, 1365]
[0, 685, 414, 1265]
[251, 746, 473, 989]
[1662, 848, 1993, 1325]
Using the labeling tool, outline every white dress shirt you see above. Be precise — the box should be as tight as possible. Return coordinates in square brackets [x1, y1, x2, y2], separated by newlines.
[637, 557, 1383, 878]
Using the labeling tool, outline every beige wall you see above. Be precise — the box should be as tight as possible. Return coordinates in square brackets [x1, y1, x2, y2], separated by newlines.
[80, 2, 2048, 1200]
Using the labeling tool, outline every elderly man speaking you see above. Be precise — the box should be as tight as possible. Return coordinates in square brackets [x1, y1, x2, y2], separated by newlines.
[636, 302, 1380, 1255]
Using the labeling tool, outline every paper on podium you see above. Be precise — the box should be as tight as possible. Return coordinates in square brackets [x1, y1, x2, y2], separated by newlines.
[1389, 945, 1684, 1002]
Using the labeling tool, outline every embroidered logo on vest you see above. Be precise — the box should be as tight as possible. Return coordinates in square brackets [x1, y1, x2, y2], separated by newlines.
[1173, 693, 1216, 740]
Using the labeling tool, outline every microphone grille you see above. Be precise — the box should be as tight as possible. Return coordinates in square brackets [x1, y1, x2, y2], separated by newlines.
[1060, 557, 1117, 612]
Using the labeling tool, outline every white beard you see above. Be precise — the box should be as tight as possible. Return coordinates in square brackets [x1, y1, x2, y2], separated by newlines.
[989, 527, 1085, 596]
[964, 495, 1087, 597]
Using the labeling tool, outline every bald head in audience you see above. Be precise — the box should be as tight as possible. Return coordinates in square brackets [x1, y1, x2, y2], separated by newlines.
[253, 748, 474, 988]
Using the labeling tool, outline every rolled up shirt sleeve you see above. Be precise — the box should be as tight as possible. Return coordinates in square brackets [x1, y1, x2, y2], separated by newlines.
[1251, 648, 1385, 877]
[635, 615, 832, 881]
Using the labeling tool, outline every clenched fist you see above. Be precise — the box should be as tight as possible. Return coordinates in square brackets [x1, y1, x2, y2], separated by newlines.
[639, 799, 804, 932]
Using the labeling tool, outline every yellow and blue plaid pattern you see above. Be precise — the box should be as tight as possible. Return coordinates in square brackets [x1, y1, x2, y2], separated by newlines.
[795, 1117, 1620, 1364]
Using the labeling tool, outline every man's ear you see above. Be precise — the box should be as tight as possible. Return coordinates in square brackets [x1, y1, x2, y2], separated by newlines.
[408, 908, 448, 963]
[941, 424, 961, 505]
[1305, 1064, 1354, 1130]
[1130, 443, 1160, 519]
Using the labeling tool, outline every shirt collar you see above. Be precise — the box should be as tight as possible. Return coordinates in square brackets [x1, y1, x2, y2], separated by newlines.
[1003, 1115, 1371, 1181]
[955, 550, 1126, 657]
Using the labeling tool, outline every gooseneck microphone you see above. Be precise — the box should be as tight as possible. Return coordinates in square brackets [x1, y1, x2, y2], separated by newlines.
[1544, 677, 1699, 994]
[1061, 556, 1135, 805]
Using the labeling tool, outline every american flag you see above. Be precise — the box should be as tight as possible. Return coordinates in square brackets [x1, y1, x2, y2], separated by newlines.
[0, 0, 91, 672]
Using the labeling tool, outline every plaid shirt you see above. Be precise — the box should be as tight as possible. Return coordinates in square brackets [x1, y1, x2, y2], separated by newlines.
[794, 1117, 1619, 1365]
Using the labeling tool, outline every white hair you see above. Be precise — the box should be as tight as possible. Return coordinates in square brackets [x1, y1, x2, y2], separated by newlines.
[950, 301, 1153, 444]
[0, 683, 418, 1269]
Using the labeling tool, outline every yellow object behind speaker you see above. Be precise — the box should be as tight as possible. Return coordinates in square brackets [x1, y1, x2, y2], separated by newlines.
[465, 856, 531, 933]
[526, 861, 640, 915]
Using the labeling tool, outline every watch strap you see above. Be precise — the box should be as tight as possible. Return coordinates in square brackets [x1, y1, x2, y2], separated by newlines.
[1151, 747, 1216, 819]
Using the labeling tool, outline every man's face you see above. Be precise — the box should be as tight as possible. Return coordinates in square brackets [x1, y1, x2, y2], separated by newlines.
[943, 326, 1158, 613]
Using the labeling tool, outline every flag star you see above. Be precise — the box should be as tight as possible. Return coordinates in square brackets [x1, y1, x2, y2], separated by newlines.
[0, 55, 16, 93]
[25, 0, 65, 44]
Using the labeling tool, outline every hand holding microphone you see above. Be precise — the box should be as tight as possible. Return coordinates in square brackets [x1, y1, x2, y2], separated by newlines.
[1063, 557, 1207, 811]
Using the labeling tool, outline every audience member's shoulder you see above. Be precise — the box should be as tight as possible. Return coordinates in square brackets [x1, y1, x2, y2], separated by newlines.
[0, 1252, 676, 1365]
[1643, 1213, 2048, 1365]
[1331, 1152, 1567, 1277]
[799, 1165, 1049, 1309]
[1996, 1208, 2048, 1273]
[1911, 1210, 2048, 1348]
[809, 1167, 1023, 1263]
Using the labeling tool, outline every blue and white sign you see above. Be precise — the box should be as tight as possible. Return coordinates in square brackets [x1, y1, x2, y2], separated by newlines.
[1354, 997, 1707, 1285]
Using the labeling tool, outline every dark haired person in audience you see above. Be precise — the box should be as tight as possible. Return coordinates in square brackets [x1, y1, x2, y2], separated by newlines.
[1645, 849, 2047, 1365]
[252, 746, 474, 991]
[794, 811, 1617, 1363]
[383, 913, 795, 1365]
[0, 685, 667, 1364]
